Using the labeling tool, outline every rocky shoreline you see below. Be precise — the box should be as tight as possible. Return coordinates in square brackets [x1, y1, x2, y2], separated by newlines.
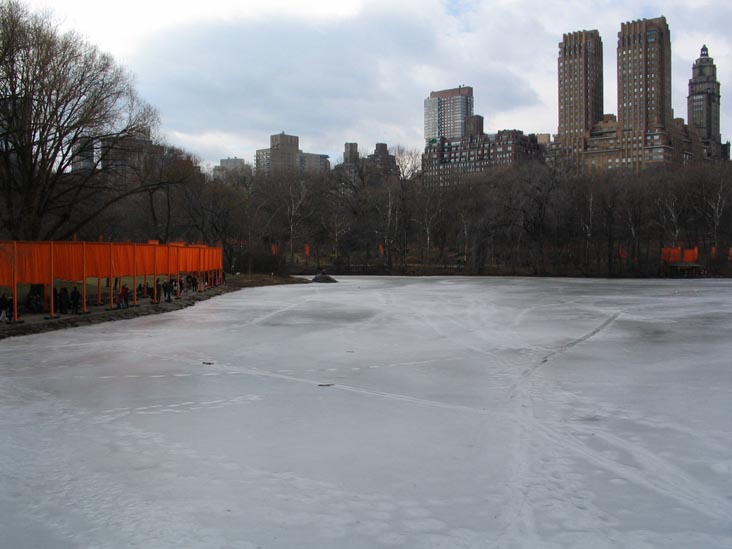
[0, 275, 307, 340]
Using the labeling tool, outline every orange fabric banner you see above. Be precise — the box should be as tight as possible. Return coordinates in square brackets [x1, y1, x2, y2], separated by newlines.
[0, 241, 223, 287]
[661, 247, 682, 263]
[683, 248, 698, 263]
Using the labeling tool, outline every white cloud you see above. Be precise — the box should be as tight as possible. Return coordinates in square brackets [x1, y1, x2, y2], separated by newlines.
[23, 0, 732, 164]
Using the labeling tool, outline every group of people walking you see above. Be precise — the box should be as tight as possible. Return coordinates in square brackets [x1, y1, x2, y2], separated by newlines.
[51, 286, 83, 315]
[1, 271, 219, 323]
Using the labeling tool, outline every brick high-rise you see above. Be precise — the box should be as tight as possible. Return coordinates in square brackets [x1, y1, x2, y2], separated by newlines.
[688, 45, 722, 159]
[554, 16, 727, 170]
[557, 30, 603, 155]
[615, 16, 674, 168]
[255, 132, 330, 177]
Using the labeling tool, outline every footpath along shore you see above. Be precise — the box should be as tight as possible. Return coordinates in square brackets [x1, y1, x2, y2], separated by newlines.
[0, 274, 307, 340]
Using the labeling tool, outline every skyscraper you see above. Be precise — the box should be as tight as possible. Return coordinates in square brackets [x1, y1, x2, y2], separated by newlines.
[344, 142, 359, 165]
[616, 16, 675, 170]
[554, 15, 726, 170]
[558, 30, 604, 154]
[424, 86, 473, 141]
[688, 45, 722, 159]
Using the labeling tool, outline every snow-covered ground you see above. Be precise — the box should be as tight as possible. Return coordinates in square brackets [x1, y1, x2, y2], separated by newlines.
[1, 276, 731, 548]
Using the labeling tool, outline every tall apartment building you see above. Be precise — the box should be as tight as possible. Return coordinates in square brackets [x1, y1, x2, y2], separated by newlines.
[557, 30, 604, 155]
[422, 115, 542, 185]
[337, 142, 400, 185]
[344, 143, 360, 164]
[424, 86, 474, 141]
[255, 132, 330, 177]
[299, 152, 331, 174]
[613, 16, 674, 168]
[366, 143, 400, 178]
[71, 137, 96, 172]
[99, 127, 153, 179]
[555, 16, 726, 170]
[688, 45, 722, 159]
[212, 157, 252, 182]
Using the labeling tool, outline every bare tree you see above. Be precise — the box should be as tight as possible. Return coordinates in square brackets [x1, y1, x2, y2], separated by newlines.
[136, 145, 203, 243]
[268, 173, 309, 264]
[415, 180, 444, 265]
[688, 164, 731, 250]
[390, 145, 422, 181]
[0, 0, 158, 240]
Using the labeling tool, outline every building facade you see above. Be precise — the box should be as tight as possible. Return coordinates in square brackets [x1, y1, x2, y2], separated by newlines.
[554, 16, 727, 170]
[613, 16, 674, 169]
[71, 137, 96, 172]
[424, 86, 474, 141]
[212, 157, 252, 182]
[299, 152, 331, 174]
[366, 143, 400, 178]
[255, 132, 330, 177]
[337, 142, 400, 184]
[688, 45, 723, 159]
[99, 128, 153, 179]
[558, 30, 604, 155]
[422, 115, 542, 185]
[344, 142, 360, 164]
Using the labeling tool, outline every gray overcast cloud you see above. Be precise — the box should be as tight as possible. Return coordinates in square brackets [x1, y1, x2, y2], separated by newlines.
[30, 0, 732, 166]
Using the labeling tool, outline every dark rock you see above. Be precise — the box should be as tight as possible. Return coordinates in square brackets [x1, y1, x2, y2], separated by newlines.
[312, 271, 337, 283]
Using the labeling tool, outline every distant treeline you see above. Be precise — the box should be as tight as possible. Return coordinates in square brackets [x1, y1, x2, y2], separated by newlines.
[74, 157, 731, 279]
[3, 1, 731, 278]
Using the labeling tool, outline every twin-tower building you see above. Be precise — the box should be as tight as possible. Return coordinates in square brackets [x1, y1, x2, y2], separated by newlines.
[422, 16, 726, 181]
[556, 16, 726, 169]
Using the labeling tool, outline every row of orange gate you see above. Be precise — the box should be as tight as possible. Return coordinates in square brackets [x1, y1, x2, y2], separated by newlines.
[0, 241, 223, 322]
[660, 246, 732, 264]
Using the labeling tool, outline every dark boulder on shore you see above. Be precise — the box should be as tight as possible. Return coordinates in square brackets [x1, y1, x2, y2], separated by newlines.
[312, 271, 338, 283]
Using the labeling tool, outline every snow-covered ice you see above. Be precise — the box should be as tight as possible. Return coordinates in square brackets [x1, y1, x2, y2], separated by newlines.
[1, 276, 731, 548]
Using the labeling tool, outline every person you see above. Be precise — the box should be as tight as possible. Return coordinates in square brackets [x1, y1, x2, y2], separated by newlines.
[0, 293, 8, 322]
[165, 278, 173, 302]
[116, 285, 128, 309]
[25, 291, 42, 314]
[59, 287, 70, 314]
[70, 286, 81, 314]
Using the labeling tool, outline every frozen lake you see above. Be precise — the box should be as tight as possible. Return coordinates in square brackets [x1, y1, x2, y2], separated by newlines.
[1, 276, 731, 548]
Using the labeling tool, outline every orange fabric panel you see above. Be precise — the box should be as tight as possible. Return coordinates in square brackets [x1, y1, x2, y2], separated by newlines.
[54, 242, 85, 281]
[85, 242, 112, 278]
[0, 241, 223, 285]
[683, 248, 698, 263]
[0, 242, 13, 286]
[113, 244, 135, 275]
[136, 244, 156, 275]
[177, 247, 190, 272]
[155, 245, 170, 275]
[186, 247, 200, 272]
[15, 242, 52, 284]
[661, 247, 682, 263]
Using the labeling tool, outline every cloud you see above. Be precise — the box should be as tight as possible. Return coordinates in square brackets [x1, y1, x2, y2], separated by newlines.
[32, 0, 732, 164]
[131, 3, 544, 163]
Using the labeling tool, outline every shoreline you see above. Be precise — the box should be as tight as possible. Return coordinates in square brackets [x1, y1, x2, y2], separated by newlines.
[0, 274, 308, 341]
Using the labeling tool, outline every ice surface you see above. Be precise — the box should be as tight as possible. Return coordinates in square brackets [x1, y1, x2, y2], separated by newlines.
[1, 276, 731, 548]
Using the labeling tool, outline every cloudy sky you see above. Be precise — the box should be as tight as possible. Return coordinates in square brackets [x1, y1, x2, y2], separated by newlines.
[27, 0, 732, 167]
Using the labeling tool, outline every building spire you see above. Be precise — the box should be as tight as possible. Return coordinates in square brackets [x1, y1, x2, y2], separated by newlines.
[701, 44, 709, 57]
